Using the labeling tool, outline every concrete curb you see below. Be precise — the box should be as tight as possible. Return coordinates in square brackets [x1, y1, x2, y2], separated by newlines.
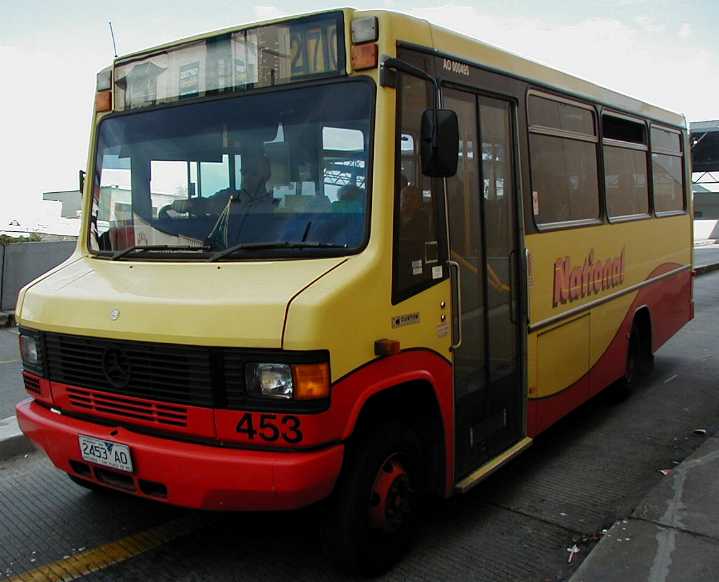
[0, 415, 33, 461]
[569, 435, 719, 581]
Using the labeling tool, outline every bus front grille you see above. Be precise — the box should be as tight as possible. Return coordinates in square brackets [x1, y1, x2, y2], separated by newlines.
[66, 386, 189, 427]
[44, 333, 216, 407]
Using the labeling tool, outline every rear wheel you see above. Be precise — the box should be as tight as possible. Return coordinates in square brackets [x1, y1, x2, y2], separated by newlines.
[325, 421, 422, 576]
[613, 323, 643, 399]
[624, 326, 641, 388]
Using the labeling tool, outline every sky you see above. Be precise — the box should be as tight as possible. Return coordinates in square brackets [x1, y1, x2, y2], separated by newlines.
[1, 0, 718, 224]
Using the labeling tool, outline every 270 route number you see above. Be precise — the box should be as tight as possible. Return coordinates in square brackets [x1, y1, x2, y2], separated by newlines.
[236, 413, 303, 444]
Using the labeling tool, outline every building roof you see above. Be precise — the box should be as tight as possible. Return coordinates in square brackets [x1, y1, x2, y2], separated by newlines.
[691, 120, 719, 134]
[691, 120, 719, 173]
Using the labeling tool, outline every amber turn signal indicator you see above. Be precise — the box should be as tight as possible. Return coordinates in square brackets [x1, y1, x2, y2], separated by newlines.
[374, 339, 400, 357]
[95, 91, 112, 113]
[351, 43, 378, 70]
[292, 363, 330, 400]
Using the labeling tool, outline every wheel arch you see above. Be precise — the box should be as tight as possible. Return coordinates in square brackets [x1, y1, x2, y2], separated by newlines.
[333, 351, 454, 497]
[348, 379, 447, 497]
[632, 304, 653, 355]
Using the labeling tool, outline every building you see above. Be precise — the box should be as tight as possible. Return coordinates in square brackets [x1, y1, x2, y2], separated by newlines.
[43, 190, 82, 219]
[691, 121, 719, 222]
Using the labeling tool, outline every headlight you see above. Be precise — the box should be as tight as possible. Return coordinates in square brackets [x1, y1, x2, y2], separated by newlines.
[19, 334, 40, 366]
[246, 363, 294, 399]
[245, 362, 331, 401]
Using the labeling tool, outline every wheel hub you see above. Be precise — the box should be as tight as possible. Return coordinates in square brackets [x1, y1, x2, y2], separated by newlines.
[369, 455, 411, 533]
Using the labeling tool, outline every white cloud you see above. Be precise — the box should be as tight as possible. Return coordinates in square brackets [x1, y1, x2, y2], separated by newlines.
[0, 44, 102, 225]
[253, 6, 286, 21]
[409, 5, 716, 121]
[678, 22, 691, 39]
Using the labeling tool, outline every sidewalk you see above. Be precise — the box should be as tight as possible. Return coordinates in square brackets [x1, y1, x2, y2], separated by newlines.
[570, 434, 719, 582]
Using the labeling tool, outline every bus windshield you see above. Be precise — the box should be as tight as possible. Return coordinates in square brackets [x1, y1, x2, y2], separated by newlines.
[90, 80, 373, 259]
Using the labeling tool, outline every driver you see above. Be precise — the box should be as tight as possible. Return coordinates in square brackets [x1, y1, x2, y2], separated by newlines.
[171, 152, 275, 215]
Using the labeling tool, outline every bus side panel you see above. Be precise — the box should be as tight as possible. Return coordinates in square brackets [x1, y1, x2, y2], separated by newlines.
[528, 265, 691, 436]
[528, 315, 590, 433]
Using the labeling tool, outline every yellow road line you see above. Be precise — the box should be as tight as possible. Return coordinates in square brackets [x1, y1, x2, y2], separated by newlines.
[0, 359, 20, 364]
[8, 517, 201, 582]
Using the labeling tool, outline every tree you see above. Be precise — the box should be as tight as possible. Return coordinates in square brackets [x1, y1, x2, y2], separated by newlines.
[0, 233, 42, 245]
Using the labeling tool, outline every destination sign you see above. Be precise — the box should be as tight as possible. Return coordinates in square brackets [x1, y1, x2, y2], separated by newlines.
[114, 13, 344, 111]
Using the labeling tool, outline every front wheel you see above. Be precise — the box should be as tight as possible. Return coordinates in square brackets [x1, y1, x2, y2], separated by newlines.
[325, 421, 422, 576]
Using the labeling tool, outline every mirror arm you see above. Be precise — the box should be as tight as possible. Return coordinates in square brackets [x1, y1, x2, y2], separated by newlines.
[381, 57, 441, 150]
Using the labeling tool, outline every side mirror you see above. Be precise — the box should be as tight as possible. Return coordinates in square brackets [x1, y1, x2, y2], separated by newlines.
[421, 109, 459, 178]
[78, 170, 86, 196]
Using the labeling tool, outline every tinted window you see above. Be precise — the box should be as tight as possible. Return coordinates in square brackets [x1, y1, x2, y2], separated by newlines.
[528, 95, 594, 135]
[651, 127, 681, 154]
[394, 73, 443, 300]
[529, 133, 599, 224]
[653, 154, 684, 212]
[604, 146, 649, 217]
[528, 94, 599, 226]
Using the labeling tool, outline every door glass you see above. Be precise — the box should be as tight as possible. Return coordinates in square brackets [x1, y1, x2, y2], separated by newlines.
[444, 88, 488, 476]
[445, 89, 522, 480]
[480, 97, 517, 381]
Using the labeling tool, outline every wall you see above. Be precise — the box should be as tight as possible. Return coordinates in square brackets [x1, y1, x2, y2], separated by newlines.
[694, 192, 719, 221]
[695, 220, 719, 243]
[1, 242, 76, 311]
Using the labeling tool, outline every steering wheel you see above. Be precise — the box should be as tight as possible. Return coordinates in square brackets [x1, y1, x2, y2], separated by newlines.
[158, 204, 178, 221]
[158, 202, 205, 220]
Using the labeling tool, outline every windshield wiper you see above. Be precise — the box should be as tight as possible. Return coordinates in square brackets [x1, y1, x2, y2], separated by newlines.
[110, 244, 211, 260]
[208, 241, 348, 262]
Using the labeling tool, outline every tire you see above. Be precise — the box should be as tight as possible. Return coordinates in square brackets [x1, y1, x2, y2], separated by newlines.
[624, 325, 641, 388]
[638, 334, 655, 377]
[324, 421, 423, 576]
[613, 324, 641, 399]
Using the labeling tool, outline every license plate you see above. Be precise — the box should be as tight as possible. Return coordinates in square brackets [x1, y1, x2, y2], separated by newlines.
[78, 435, 133, 472]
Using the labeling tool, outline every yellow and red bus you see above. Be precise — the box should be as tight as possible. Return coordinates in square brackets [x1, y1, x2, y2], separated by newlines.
[15, 9, 692, 574]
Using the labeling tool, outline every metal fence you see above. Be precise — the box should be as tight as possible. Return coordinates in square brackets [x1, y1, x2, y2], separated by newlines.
[0, 242, 76, 311]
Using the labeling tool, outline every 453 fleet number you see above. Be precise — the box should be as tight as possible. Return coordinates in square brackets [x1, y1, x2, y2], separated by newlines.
[235, 413, 303, 444]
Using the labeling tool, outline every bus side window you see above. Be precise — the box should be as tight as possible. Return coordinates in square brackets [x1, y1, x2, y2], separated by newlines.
[393, 73, 443, 302]
[528, 94, 599, 225]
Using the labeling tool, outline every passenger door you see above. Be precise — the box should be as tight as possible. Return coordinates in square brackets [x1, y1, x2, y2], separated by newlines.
[444, 88, 523, 479]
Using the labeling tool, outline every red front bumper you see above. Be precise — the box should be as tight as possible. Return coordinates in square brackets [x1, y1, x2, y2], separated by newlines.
[16, 398, 344, 511]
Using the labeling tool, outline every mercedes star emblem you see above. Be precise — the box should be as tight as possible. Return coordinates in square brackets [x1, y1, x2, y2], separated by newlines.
[102, 348, 131, 388]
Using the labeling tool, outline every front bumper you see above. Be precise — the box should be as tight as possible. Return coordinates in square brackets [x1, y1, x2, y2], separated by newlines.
[16, 398, 344, 511]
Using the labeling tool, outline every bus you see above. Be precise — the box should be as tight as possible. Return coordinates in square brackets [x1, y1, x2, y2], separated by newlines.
[15, 8, 692, 574]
